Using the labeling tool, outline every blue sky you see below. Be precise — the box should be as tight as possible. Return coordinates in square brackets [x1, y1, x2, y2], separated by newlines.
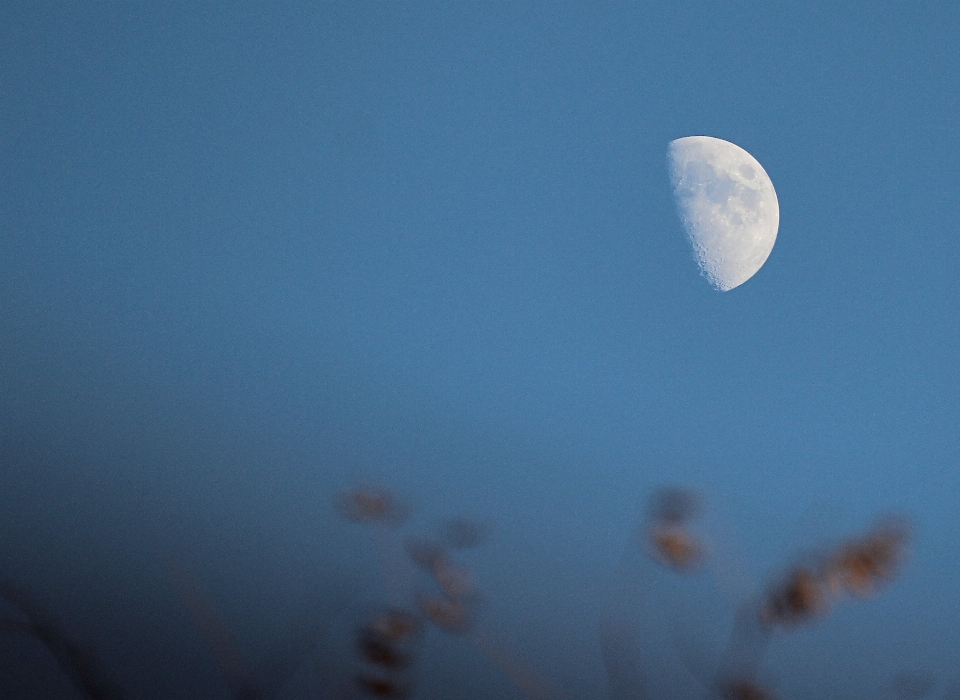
[1, 3, 959, 698]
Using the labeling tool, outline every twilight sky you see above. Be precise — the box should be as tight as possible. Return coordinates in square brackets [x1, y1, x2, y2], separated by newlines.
[1, 3, 959, 699]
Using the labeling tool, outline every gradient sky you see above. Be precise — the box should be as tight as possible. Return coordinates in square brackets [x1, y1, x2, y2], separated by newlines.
[2, 3, 959, 699]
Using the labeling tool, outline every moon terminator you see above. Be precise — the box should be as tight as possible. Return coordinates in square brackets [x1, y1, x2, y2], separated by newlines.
[667, 136, 780, 291]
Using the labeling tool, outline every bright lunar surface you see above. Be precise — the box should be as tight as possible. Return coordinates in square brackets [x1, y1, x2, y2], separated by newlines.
[668, 136, 780, 291]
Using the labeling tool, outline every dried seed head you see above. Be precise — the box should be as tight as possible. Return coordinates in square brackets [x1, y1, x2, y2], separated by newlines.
[368, 609, 422, 644]
[824, 518, 910, 599]
[406, 538, 447, 571]
[337, 487, 408, 527]
[720, 678, 777, 700]
[417, 594, 471, 634]
[760, 566, 829, 628]
[356, 632, 411, 670]
[432, 560, 475, 601]
[647, 524, 705, 572]
[355, 673, 410, 698]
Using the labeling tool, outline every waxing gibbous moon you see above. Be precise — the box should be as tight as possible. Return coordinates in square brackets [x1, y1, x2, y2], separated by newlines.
[667, 136, 779, 291]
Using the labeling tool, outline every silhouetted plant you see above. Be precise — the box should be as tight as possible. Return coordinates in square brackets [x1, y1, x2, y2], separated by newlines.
[0, 577, 128, 700]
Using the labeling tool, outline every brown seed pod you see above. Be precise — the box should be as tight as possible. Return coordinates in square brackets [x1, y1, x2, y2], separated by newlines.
[367, 609, 422, 644]
[337, 487, 408, 527]
[647, 524, 705, 572]
[760, 565, 829, 628]
[720, 678, 777, 700]
[349, 607, 422, 699]
[355, 673, 410, 698]
[406, 538, 448, 571]
[824, 517, 910, 599]
[417, 594, 472, 634]
[431, 559, 475, 601]
[356, 631, 411, 670]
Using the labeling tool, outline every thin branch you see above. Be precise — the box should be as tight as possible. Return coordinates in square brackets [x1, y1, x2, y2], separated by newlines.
[0, 577, 128, 700]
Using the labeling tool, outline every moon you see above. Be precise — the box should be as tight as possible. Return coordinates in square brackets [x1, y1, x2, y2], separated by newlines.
[667, 136, 779, 291]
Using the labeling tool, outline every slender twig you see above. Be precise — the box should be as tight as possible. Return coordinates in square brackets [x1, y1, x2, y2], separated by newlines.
[471, 630, 562, 700]
[163, 557, 343, 700]
[0, 577, 128, 700]
[162, 559, 266, 700]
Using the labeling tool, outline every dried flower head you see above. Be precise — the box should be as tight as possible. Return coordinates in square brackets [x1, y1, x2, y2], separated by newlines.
[337, 487, 408, 527]
[368, 609, 422, 644]
[406, 538, 447, 571]
[720, 678, 777, 700]
[417, 594, 472, 634]
[357, 632, 412, 671]
[760, 565, 829, 628]
[824, 518, 910, 599]
[647, 523, 705, 572]
[355, 673, 410, 698]
[431, 559, 475, 601]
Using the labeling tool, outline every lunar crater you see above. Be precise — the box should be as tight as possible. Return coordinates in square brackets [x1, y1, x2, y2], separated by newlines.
[668, 136, 779, 291]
